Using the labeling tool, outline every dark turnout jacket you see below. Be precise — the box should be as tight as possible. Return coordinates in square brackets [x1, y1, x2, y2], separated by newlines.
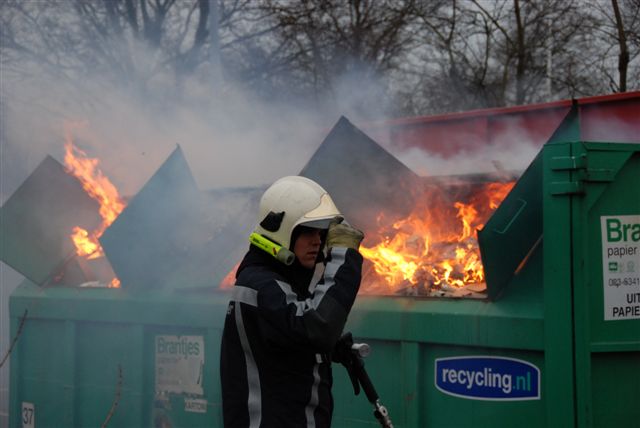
[220, 244, 363, 428]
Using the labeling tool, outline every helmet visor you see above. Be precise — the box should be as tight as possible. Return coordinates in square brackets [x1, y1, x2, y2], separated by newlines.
[299, 215, 343, 230]
[299, 193, 342, 230]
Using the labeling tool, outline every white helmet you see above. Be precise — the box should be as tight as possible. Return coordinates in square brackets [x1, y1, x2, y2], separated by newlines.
[255, 176, 342, 249]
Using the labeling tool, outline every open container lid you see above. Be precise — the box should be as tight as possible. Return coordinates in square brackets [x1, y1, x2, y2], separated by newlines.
[0, 156, 102, 285]
[99, 145, 256, 291]
[478, 107, 581, 300]
[300, 116, 422, 231]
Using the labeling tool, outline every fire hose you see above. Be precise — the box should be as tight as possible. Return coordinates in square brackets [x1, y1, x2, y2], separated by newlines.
[335, 333, 394, 428]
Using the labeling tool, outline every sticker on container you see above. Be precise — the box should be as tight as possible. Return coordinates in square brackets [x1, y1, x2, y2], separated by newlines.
[434, 356, 540, 400]
[601, 215, 640, 320]
[155, 335, 204, 395]
[184, 397, 208, 413]
[22, 402, 35, 428]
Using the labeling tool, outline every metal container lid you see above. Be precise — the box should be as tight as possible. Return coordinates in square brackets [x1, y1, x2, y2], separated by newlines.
[100, 146, 257, 291]
[300, 116, 422, 232]
[0, 156, 102, 285]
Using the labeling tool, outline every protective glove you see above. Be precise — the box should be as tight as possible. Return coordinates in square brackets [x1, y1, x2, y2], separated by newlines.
[327, 219, 364, 250]
[332, 332, 354, 365]
[332, 332, 361, 396]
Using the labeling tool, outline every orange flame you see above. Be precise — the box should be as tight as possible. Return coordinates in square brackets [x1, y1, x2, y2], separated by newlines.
[64, 136, 125, 287]
[487, 182, 515, 210]
[360, 180, 515, 294]
[70, 226, 100, 258]
[220, 262, 240, 289]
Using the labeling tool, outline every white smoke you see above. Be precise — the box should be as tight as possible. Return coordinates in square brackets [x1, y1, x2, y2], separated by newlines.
[393, 134, 541, 178]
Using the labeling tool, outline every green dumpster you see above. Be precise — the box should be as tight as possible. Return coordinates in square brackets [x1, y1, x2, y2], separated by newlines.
[328, 108, 640, 427]
[5, 109, 640, 427]
[3, 147, 249, 427]
[9, 285, 228, 427]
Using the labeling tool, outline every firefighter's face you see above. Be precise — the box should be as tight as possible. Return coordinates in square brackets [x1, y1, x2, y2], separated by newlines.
[293, 227, 323, 269]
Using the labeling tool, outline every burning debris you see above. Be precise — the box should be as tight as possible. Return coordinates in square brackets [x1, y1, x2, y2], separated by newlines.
[359, 178, 515, 297]
[300, 116, 516, 298]
[63, 139, 126, 287]
[1, 135, 257, 291]
[64, 140, 126, 260]
[1, 116, 517, 298]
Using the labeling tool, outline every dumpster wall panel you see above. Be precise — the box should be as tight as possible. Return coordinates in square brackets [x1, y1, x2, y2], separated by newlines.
[9, 289, 227, 428]
[333, 340, 404, 427]
[18, 319, 68, 425]
[75, 323, 144, 427]
[331, 289, 546, 427]
[423, 345, 545, 428]
[586, 152, 640, 343]
[579, 149, 640, 426]
[590, 351, 640, 425]
[332, 340, 547, 428]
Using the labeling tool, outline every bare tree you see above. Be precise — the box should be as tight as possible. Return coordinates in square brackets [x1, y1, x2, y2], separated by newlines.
[1, 0, 637, 118]
[405, 0, 599, 114]
[407, 1, 507, 112]
[472, 0, 594, 105]
[611, 0, 630, 91]
[586, 0, 640, 93]
[0, 0, 250, 96]
[236, 0, 424, 117]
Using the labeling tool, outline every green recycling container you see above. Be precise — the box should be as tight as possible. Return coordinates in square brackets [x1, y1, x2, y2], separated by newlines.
[9, 286, 228, 427]
[329, 109, 640, 427]
[8, 109, 640, 427]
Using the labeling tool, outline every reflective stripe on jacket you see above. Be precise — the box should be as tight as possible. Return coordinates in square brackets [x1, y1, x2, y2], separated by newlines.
[220, 245, 362, 428]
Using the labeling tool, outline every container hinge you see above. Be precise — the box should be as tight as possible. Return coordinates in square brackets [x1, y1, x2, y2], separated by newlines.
[550, 167, 612, 195]
[550, 154, 587, 171]
[549, 154, 613, 194]
[550, 180, 584, 195]
[584, 168, 615, 182]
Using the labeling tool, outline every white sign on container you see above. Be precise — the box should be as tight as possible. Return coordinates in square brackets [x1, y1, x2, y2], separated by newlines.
[21, 402, 34, 428]
[155, 335, 205, 395]
[601, 215, 640, 320]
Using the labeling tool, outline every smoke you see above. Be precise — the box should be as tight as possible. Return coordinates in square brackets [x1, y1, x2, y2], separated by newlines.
[580, 108, 640, 144]
[362, 115, 547, 179]
[0, 24, 398, 419]
[0, 15, 400, 291]
[0, 30, 410, 206]
[2, 71, 323, 200]
[393, 134, 541, 179]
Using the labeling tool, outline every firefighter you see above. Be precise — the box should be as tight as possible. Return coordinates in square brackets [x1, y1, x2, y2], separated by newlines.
[220, 175, 364, 428]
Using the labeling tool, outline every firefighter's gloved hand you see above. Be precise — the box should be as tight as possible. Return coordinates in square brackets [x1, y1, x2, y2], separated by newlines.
[332, 332, 354, 365]
[327, 219, 364, 250]
[332, 332, 361, 396]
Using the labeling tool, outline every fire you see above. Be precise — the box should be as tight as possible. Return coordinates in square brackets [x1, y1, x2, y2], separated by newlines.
[486, 182, 514, 210]
[64, 136, 125, 288]
[220, 262, 240, 289]
[359, 180, 515, 294]
[70, 226, 100, 257]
